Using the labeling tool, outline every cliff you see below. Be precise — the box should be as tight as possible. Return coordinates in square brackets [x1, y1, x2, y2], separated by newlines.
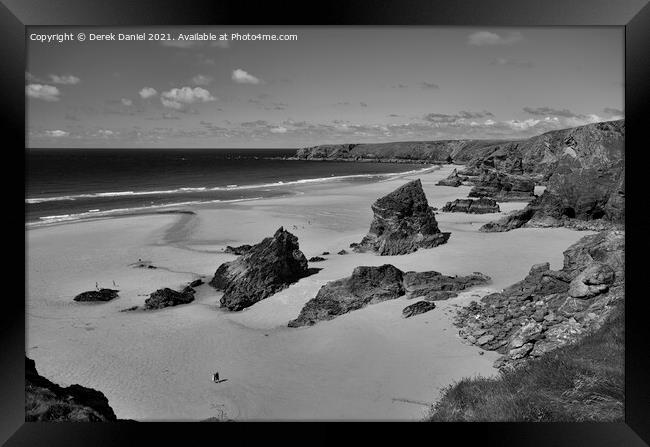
[294, 139, 514, 163]
[25, 356, 119, 422]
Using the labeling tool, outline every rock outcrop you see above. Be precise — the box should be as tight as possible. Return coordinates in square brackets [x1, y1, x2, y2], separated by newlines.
[467, 120, 624, 178]
[353, 179, 451, 255]
[210, 227, 310, 311]
[144, 287, 195, 310]
[73, 289, 119, 302]
[436, 169, 463, 187]
[403, 271, 491, 300]
[402, 301, 436, 318]
[224, 244, 253, 255]
[441, 198, 500, 214]
[480, 160, 624, 232]
[468, 170, 536, 202]
[288, 265, 405, 327]
[454, 230, 624, 368]
[289, 265, 490, 327]
[309, 256, 326, 262]
[25, 356, 118, 422]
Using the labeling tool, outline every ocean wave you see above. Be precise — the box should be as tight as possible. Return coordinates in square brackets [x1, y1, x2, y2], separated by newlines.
[26, 166, 436, 205]
[28, 196, 267, 227]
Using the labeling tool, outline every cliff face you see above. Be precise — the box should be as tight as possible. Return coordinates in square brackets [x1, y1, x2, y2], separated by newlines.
[468, 120, 624, 178]
[295, 139, 513, 163]
[295, 120, 624, 178]
[25, 356, 118, 422]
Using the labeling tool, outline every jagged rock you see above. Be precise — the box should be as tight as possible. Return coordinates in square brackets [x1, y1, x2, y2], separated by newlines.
[403, 271, 490, 300]
[210, 227, 309, 311]
[337, 250, 348, 255]
[189, 279, 204, 287]
[442, 198, 500, 214]
[144, 287, 195, 310]
[25, 356, 118, 422]
[73, 289, 119, 302]
[479, 160, 624, 233]
[288, 265, 405, 327]
[224, 244, 253, 255]
[353, 179, 451, 255]
[568, 262, 615, 298]
[468, 170, 535, 202]
[322, 251, 330, 255]
[309, 256, 326, 262]
[402, 300, 436, 318]
[436, 169, 463, 187]
[467, 120, 624, 176]
[453, 230, 624, 368]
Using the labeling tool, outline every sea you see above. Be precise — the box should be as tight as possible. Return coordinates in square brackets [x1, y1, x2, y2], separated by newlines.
[26, 149, 430, 226]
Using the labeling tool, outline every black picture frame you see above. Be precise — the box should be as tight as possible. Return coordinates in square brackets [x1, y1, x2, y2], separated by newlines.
[5, 0, 649, 444]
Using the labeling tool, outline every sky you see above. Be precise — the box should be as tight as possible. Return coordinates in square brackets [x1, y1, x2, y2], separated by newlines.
[26, 26, 624, 148]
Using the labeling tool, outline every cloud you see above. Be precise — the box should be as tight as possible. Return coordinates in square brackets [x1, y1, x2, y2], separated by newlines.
[424, 110, 493, 123]
[468, 31, 523, 46]
[232, 69, 262, 84]
[26, 84, 60, 101]
[121, 98, 133, 106]
[391, 84, 408, 88]
[603, 107, 623, 116]
[490, 57, 534, 68]
[523, 106, 583, 118]
[191, 74, 213, 86]
[419, 82, 440, 90]
[270, 126, 288, 134]
[360, 102, 368, 107]
[48, 74, 80, 85]
[139, 87, 158, 99]
[97, 129, 115, 137]
[44, 130, 69, 137]
[160, 86, 216, 109]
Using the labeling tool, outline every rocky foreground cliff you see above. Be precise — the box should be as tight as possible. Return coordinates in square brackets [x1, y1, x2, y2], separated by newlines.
[25, 356, 120, 422]
[455, 230, 624, 368]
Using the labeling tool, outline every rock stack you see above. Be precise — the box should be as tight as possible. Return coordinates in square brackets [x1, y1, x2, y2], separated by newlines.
[353, 179, 451, 255]
[210, 227, 310, 311]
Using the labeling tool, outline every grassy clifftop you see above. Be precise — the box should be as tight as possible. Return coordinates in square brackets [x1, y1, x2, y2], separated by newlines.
[427, 303, 624, 422]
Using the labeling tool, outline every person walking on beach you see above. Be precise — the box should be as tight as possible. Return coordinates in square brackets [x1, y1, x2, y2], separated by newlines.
[212, 372, 220, 382]
[95, 282, 99, 290]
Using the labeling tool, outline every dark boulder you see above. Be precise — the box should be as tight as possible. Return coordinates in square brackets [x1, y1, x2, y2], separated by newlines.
[25, 356, 118, 422]
[309, 256, 326, 262]
[144, 287, 195, 310]
[402, 301, 436, 318]
[189, 279, 204, 288]
[288, 265, 405, 327]
[353, 179, 451, 255]
[442, 198, 500, 214]
[338, 250, 348, 255]
[210, 227, 309, 311]
[73, 289, 119, 302]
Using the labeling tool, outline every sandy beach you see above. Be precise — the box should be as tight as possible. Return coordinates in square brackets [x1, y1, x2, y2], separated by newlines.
[26, 165, 593, 421]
